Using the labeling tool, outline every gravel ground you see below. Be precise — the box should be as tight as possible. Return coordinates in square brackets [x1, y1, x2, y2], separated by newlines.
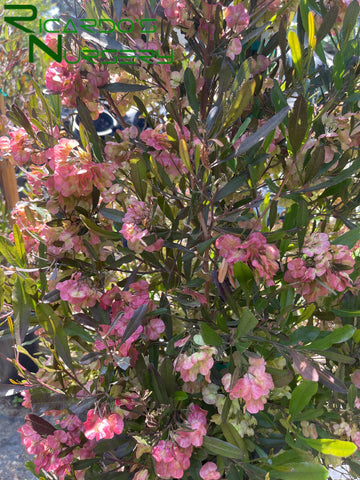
[0, 398, 36, 480]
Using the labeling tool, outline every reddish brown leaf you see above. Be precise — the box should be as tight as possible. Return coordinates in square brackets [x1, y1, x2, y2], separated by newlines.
[25, 414, 56, 436]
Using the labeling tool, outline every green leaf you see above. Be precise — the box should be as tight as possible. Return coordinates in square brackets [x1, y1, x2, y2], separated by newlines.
[341, 0, 360, 47]
[233, 261, 254, 293]
[200, 323, 223, 347]
[73, 458, 99, 470]
[220, 106, 290, 164]
[197, 237, 218, 255]
[300, 159, 360, 192]
[331, 309, 360, 318]
[160, 357, 178, 396]
[99, 208, 124, 223]
[37, 131, 58, 148]
[202, 436, 244, 459]
[348, 383, 357, 409]
[0, 269, 4, 311]
[173, 391, 188, 402]
[348, 460, 360, 477]
[36, 303, 73, 371]
[292, 408, 324, 422]
[332, 227, 360, 248]
[289, 381, 318, 416]
[316, 5, 338, 44]
[288, 95, 308, 154]
[44, 90, 62, 119]
[333, 52, 344, 90]
[266, 367, 293, 388]
[271, 449, 312, 466]
[89, 472, 130, 480]
[227, 464, 243, 480]
[304, 146, 325, 183]
[0, 236, 18, 265]
[236, 308, 258, 338]
[223, 79, 256, 131]
[13, 277, 32, 344]
[306, 325, 355, 350]
[303, 438, 357, 457]
[76, 97, 103, 161]
[221, 423, 247, 455]
[271, 80, 289, 113]
[94, 435, 135, 455]
[65, 322, 93, 342]
[184, 68, 199, 117]
[32, 79, 56, 128]
[317, 350, 355, 365]
[269, 462, 328, 480]
[149, 363, 168, 404]
[12, 224, 26, 267]
[299, 0, 310, 36]
[102, 82, 151, 92]
[79, 215, 122, 240]
[214, 174, 247, 202]
[133, 95, 155, 129]
[130, 158, 147, 200]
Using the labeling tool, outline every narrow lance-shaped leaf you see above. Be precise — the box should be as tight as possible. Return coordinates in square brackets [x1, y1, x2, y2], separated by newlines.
[13, 277, 31, 344]
[222, 79, 256, 131]
[149, 364, 169, 404]
[290, 350, 347, 393]
[288, 95, 308, 154]
[202, 436, 244, 459]
[42, 289, 61, 304]
[79, 215, 122, 240]
[316, 5, 338, 44]
[76, 97, 103, 161]
[25, 414, 56, 436]
[304, 145, 325, 183]
[130, 158, 147, 201]
[113, 0, 123, 20]
[184, 67, 199, 117]
[332, 227, 360, 249]
[288, 30, 302, 77]
[341, 0, 360, 47]
[102, 83, 151, 92]
[0, 384, 32, 397]
[179, 139, 192, 172]
[213, 106, 290, 166]
[12, 224, 26, 267]
[308, 11, 316, 49]
[333, 52, 345, 90]
[36, 303, 73, 372]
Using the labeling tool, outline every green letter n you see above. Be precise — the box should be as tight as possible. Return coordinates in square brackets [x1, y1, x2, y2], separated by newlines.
[29, 34, 62, 62]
